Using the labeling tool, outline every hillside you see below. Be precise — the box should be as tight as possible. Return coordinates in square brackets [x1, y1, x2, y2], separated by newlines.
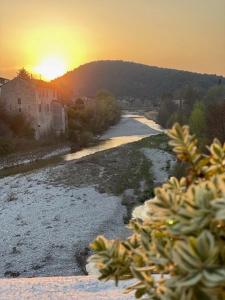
[54, 60, 223, 104]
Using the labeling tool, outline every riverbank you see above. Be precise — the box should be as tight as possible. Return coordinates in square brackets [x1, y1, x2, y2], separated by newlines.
[0, 133, 175, 278]
[0, 143, 71, 171]
[0, 114, 175, 278]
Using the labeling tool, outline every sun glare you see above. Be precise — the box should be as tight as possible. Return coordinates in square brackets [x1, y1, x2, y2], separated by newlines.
[33, 57, 67, 81]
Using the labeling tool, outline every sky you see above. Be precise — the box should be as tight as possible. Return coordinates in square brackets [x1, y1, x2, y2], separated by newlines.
[1, 0, 225, 80]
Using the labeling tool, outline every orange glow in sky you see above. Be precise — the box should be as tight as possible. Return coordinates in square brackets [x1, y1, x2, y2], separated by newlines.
[0, 0, 225, 79]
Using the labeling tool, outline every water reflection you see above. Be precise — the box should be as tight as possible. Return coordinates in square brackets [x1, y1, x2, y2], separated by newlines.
[64, 115, 162, 161]
[64, 135, 150, 161]
[0, 115, 162, 177]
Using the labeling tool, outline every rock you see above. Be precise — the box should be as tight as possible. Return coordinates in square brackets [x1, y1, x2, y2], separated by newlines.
[4, 271, 20, 278]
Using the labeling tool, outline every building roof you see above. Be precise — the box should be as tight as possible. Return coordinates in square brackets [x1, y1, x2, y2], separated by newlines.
[0, 77, 9, 86]
[0, 76, 58, 90]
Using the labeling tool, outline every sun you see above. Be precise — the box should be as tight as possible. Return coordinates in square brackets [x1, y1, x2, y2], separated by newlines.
[33, 56, 67, 81]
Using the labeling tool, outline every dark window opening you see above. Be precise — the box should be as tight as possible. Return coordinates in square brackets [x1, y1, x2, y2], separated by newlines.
[18, 98, 21, 105]
[39, 104, 42, 112]
[19, 108, 22, 113]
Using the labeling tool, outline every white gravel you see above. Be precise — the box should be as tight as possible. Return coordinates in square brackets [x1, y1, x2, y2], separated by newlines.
[0, 166, 127, 278]
[0, 114, 165, 278]
[141, 148, 175, 184]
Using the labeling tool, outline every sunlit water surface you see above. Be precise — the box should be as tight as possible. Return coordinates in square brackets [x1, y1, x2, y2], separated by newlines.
[64, 114, 163, 161]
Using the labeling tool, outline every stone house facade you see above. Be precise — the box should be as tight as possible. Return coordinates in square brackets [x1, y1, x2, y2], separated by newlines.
[0, 76, 66, 139]
[0, 77, 9, 97]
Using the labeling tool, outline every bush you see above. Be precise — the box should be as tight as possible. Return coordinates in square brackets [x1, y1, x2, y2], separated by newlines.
[0, 104, 34, 139]
[9, 113, 34, 138]
[0, 139, 14, 155]
[89, 123, 225, 300]
[67, 91, 121, 144]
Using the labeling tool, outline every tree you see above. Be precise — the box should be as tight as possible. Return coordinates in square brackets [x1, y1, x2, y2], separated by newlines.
[89, 124, 225, 300]
[207, 101, 225, 143]
[67, 90, 121, 145]
[17, 68, 31, 80]
[167, 111, 187, 128]
[204, 85, 225, 105]
[189, 102, 206, 143]
[182, 86, 202, 115]
[157, 97, 177, 128]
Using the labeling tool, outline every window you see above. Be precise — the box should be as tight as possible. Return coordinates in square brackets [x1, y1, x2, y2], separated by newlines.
[46, 104, 50, 112]
[18, 98, 21, 105]
[19, 108, 22, 113]
[39, 104, 42, 112]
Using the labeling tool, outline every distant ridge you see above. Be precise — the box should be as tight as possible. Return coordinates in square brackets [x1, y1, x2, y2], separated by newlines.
[54, 60, 224, 100]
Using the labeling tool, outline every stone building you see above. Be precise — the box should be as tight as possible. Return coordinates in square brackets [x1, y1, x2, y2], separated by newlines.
[0, 75, 66, 139]
[0, 77, 9, 96]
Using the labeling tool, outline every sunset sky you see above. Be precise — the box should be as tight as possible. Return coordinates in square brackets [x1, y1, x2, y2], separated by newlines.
[1, 0, 225, 80]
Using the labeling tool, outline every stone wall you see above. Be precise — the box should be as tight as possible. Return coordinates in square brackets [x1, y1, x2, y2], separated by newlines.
[0, 77, 66, 139]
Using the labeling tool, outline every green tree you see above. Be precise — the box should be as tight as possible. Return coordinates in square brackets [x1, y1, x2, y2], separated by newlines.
[206, 101, 225, 143]
[189, 102, 206, 143]
[67, 90, 121, 146]
[182, 86, 202, 114]
[157, 97, 177, 128]
[204, 85, 225, 105]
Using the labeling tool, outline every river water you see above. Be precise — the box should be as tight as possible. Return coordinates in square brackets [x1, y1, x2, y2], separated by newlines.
[64, 114, 162, 161]
[0, 114, 162, 177]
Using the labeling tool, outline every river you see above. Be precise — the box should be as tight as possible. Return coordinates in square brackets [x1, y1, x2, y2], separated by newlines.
[0, 114, 162, 177]
[0, 114, 166, 278]
[64, 114, 162, 161]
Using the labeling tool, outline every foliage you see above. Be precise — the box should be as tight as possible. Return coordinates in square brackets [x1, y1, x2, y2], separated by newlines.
[182, 86, 202, 115]
[189, 102, 207, 146]
[0, 105, 34, 155]
[157, 97, 177, 128]
[158, 83, 225, 149]
[167, 111, 187, 128]
[9, 113, 34, 138]
[0, 139, 14, 155]
[17, 68, 31, 80]
[89, 123, 225, 300]
[204, 85, 225, 106]
[206, 102, 225, 143]
[67, 90, 121, 146]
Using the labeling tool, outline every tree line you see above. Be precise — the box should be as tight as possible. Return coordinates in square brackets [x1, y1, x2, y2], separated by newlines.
[54, 60, 222, 102]
[157, 83, 225, 146]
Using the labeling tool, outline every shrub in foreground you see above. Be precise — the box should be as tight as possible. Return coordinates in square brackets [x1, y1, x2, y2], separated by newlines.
[89, 123, 225, 300]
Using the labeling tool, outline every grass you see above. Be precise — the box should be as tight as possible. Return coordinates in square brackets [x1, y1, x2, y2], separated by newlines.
[133, 133, 170, 150]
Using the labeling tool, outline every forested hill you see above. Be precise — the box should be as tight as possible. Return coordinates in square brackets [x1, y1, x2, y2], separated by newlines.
[54, 60, 224, 100]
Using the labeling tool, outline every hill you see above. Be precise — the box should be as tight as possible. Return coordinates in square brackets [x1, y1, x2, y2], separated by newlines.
[54, 60, 224, 105]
